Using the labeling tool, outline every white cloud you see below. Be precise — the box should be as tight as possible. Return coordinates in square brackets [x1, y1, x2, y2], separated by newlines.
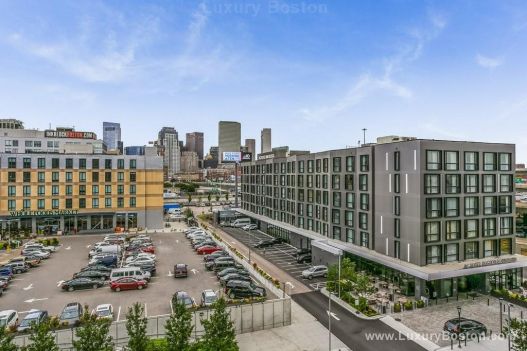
[476, 54, 503, 69]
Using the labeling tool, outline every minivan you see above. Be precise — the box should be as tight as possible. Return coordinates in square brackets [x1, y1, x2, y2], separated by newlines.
[89, 245, 121, 258]
[173, 264, 188, 278]
[231, 218, 251, 228]
[110, 267, 151, 282]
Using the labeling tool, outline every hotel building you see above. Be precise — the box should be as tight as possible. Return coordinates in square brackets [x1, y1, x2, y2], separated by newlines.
[240, 138, 526, 299]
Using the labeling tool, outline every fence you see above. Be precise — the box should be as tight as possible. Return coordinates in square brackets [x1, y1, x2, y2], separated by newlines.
[12, 298, 292, 349]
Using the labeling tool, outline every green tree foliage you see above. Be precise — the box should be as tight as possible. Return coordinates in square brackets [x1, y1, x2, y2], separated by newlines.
[207, 193, 212, 203]
[73, 308, 113, 351]
[200, 298, 238, 351]
[23, 321, 58, 351]
[327, 257, 356, 292]
[0, 324, 18, 351]
[165, 302, 193, 351]
[225, 193, 229, 202]
[187, 193, 192, 204]
[126, 303, 148, 351]
[215, 194, 221, 202]
[506, 318, 527, 351]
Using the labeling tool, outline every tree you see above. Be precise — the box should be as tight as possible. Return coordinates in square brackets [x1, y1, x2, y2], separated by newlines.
[0, 324, 18, 351]
[352, 272, 375, 300]
[200, 298, 238, 351]
[73, 307, 113, 351]
[125, 303, 148, 351]
[225, 193, 230, 202]
[327, 257, 356, 293]
[506, 318, 527, 351]
[165, 301, 193, 351]
[207, 192, 212, 203]
[23, 321, 58, 351]
[215, 194, 220, 202]
[187, 193, 192, 204]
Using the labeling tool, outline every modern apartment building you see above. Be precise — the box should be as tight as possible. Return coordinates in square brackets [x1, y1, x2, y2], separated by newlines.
[218, 121, 241, 164]
[186, 132, 204, 160]
[103, 122, 122, 154]
[240, 138, 525, 299]
[261, 128, 272, 154]
[158, 127, 181, 180]
[0, 153, 164, 236]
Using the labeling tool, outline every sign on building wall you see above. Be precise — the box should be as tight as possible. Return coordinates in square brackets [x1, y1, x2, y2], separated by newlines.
[9, 209, 80, 218]
[241, 152, 252, 162]
[222, 152, 241, 163]
[44, 130, 96, 139]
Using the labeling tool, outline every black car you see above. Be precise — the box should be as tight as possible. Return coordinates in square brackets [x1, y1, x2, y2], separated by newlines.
[297, 253, 312, 264]
[444, 318, 487, 336]
[213, 261, 243, 272]
[61, 278, 104, 292]
[173, 264, 188, 278]
[296, 248, 311, 256]
[220, 273, 252, 286]
[224, 280, 266, 299]
[204, 251, 229, 262]
[81, 265, 112, 273]
[74, 270, 110, 280]
[217, 267, 250, 279]
[254, 238, 284, 248]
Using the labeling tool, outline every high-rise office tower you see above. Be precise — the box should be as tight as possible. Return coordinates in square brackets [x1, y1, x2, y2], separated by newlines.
[103, 122, 122, 153]
[218, 121, 241, 163]
[158, 127, 181, 180]
[261, 128, 271, 154]
[186, 132, 204, 160]
[245, 138, 256, 156]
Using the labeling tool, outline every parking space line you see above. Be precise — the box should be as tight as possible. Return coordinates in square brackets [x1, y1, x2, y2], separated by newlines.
[116, 306, 122, 321]
[144, 303, 148, 317]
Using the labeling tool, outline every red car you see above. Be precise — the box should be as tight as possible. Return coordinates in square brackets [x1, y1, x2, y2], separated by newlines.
[196, 245, 221, 255]
[140, 246, 155, 254]
[110, 277, 147, 292]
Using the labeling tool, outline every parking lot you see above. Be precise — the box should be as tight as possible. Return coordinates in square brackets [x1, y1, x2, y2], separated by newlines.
[0, 226, 231, 321]
[220, 226, 327, 291]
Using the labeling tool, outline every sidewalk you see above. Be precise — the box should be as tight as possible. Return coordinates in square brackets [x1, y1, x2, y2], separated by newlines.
[436, 335, 508, 351]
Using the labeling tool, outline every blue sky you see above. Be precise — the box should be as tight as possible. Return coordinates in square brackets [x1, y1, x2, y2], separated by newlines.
[0, 0, 526, 161]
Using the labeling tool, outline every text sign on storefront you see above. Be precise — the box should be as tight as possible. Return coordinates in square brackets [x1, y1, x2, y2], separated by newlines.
[463, 257, 517, 269]
[9, 210, 79, 218]
[44, 130, 96, 139]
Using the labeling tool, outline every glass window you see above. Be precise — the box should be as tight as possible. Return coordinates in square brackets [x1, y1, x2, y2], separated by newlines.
[38, 185, 45, 196]
[23, 158, 31, 169]
[499, 153, 511, 171]
[7, 200, 16, 211]
[394, 151, 400, 171]
[483, 218, 496, 237]
[424, 174, 440, 194]
[52, 158, 60, 169]
[483, 196, 497, 215]
[464, 174, 479, 193]
[331, 175, 340, 190]
[360, 232, 369, 248]
[117, 159, 125, 169]
[425, 222, 440, 242]
[483, 152, 496, 171]
[360, 194, 369, 211]
[483, 240, 497, 257]
[426, 150, 441, 170]
[65, 172, 72, 182]
[394, 196, 400, 216]
[23, 199, 30, 209]
[130, 159, 137, 169]
[118, 172, 124, 182]
[394, 241, 401, 259]
[105, 198, 112, 208]
[8, 186, 16, 197]
[394, 218, 400, 238]
[344, 175, 354, 190]
[307, 160, 314, 173]
[426, 245, 441, 264]
[445, 243, 459, 262]
[345, 211, 354, 227]
[332, 157, 341, 172]
[105, 172, 112, 182]
[394, 173, 400, 193]
[7, 157, 16, 168]
[79, 172, 86, 182]
[426, 198, 442, 218]
[37, 199, 45, 209]
[359, 212, 368, 230]
[465, 219, 479, 239]
[22, 185, 30, 196]
[117, 184, 124, 195]
[500, 174, 513, 193]
[499, 195, 512, 214]
[445, 174, 461, 194]
[360, 155, 369, 172]
[117, 197, 124, 208]
[130, 197, 136, 207]
[92, 172, 99, 182]
[130, 172, 136, 182]
[79, 158, 86, 169]
[79, 198, 86, 208]
[79, 185, 86, 195]
[444, 198, 459, 217]
[37, 158, 46, 169]
[346, 156, 355, 172]
[105, 185, 112, 195]
[332, 192, 341, 207]
[65, 185, 72, 195]
[92, 185, 99, 195]
[52, 199, 59, 209]
[500, 238, 512, 255]
[23, 172, 31, 182]
[445, 220, 461, 240]
[52, 185, 59, 196]
[52, 172, 59, 182]
[37, 172, 45, 182]
[359, 174, 368, 191]
[482, 174, 496, 193]
[92, 159, 99, 169]
[444, 151, 459, 171]
[346, 193, 355, 209]
[92, 198, 99, 208]
[8, 171, 16, 182]
[65, 198, 72, 209]
[346, 228, 355, 243]
[464, 241, 479, 259]
[500, 217, 513, 235]
[65, 158, 73, 169]
[464, 152, 478, 171]
[464, 197, 479, 216]
[298, 161, 305, 173]
[105, 159, 112, 169]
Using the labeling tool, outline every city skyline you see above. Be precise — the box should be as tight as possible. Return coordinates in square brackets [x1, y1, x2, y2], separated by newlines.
[0, 1, 526, 162]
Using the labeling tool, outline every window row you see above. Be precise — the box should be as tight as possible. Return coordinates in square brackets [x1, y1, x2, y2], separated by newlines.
[426, 150, 511, 171]
[424, 174, 513, 194]
[425, 196, 512, 218]
[426, 238, 512, 264]
[7, 184, 137, 197]
[6, 157, 137, 170]
[7, 197, 137, 210]
[424, 217, 514, 242]
[6, 171, 137, 183]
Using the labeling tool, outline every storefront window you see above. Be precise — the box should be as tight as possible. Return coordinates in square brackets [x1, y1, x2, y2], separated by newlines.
[77, 216, 88, 231]
[102, 215, 114, 229]
[91, 216, 102, 230]
[127, 213, 138, 229]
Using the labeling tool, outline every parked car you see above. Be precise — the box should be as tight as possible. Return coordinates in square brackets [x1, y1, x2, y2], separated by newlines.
[21, 250, 50, 259]
[89, 245, 121, 258]
[110, 267, 151, 282]
[73, 270, 110, 280]
[0, 279, 8, 291]
[172, 291, 196, 309]
[301, 265, 328, 280]
[296, 248, 311, 256]
[0, 267, 14, 280]
[296, 253, 312, 264]
[173, 264, 188, 278]
[92, 304, 113, 320]
[10, 256, 40, 268]
[61, 278, 104, 291]
[23, 243, 55, 252]
[201, 289, 218, 307]
[220, 273, 252, 286]
[0, 310, 18, 330]
[81, 265, 112, 273]
[254, 238, 284, 248]
[213, 260, 242, 272]
[89, 255, 118, 268]
[193, 241, 217, 250]
[124, 263, 156, 276]
[225, 280, 266, 299]
[17, 310, 48, 332]
[197, 245, 221, 255]
[204, 251, 229, 262]
[242, 224, 257, 231]
[110, 277, 148, 292]
[217, 267, 249, 279]
[125, 252, 156, 261]
[444, 318, 487, 336]
[125, 256, 155, 265]
[59, 302, 83, 327]
[205, 257, 235, 270]
[3, 262, 29, 274]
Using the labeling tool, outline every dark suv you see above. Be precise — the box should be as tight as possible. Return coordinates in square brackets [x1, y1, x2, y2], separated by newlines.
[443, 318, 487, 336]
[224, 280, 266, 299]
[59, 302, 83, 327]
[174, 264, 188, 278]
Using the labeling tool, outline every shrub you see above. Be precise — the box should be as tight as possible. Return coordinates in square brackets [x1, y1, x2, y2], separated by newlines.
[403, 301, 413, 311]
[51, 238, 59, 246]
[146, 338, 168, 351]
[394, 303, 401, 313]
[416, 300, 425, 308]
[0, 242, 4, 250]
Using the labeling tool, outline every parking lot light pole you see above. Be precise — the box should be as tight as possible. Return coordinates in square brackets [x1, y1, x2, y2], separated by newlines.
[508, 303, 513, 351]
[338, 253, 341, 298]
[457, 306, 462, 348]
[500, 297, 504, 334]
[328, 290, 332, 351]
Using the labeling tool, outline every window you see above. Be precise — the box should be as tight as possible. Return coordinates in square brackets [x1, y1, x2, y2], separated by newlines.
[444, 198, 459, 217]
[52, 199, 59, 209]
[92, 185, 99, 195]
[465, 219, 479, 239]
[464, 152, 478, 171]
[359, 155, 369, 172]
[130, 172, 136, 182]
[105, 185, 112, 195]
[65, 172, 72, 182]
[483, 196, 497, 215]
[79, 198, 86, 209]
[444, 151, 459, 171]
[37, 172, 45, 183]
[426, 198, 442, 218]
[426, 150, 441, 170]
[499, 196, 512, 214]
[52, 185, 59, 196]
[23, 199, 30, 209]
[394, 151, 400, 171]
[65, 158, 73, 169]
[483, 152, 496, 171]
[444, 244, 459, 262]
[92, 159, 99, 169]
[65, 199, 72, 209]
[394, 196, 400, 216]
[117, 159, 125, 169]
[394, 218, 400, 238]
[23, 158, 31, 169]
[37, 158, 46, 169]
[346, 228, 355, 243]
[346, 156, 355, 172]
[359, 174, 368, 191]
[425, 222, 440, 242]
[345, 211, 354, 227]
[464, 197, 479, 216]
[332, 157, 341, 172]
[105, 172, 112, 182]
[464, 174, 479, 193]
[130, 159, 137, 169]
[7, 200, 16, 211]
[500, 174, 513, 192]
[52, 172, 59, 182]
[52, 158, 60, 169]
[360, 232, 369, 248]
[79, 185, 86, 196]
[105, 198, 112, 208]
[464, 242, 478, 259]
[38, 185, 45, 196]
[344, 175, 354, 190]
[92, 198, 99, 209]
[445, 220, 461, 240]
[500, 238, 512, 255]
[65, 185, 72, 195]
[346, 193, 355, 209]
[445, 174, 461, 194]
[482, 174, 496, 193]
[332, 192, 341, 207]
[21, 185, 30, 196]
[424, 174, 440, 194]
[118, 172, 124, 182]
[92, 172, 99, 182]
[117, 197, 124, 208]
[331, 175, 340, 190]
[483, 218, 496, 237]
[499, 153, 511, 171]
[500, 217, 513, 235]
[360, 194, 369, 211]
[79, 158, 86, 169]
[37, 199, 45, 209]
[299, 161, 305, 173]
[394, 241, 401, 259]
[359, 213, 368, 230]
[130, 197, 136, 207]
[307, 160, 314, 173]
[315, 160, 321, 173]
[8, 172, 16, 183]
[118, 185, 124, 195]
[483, 240, 497, 257]
[426, 246, 441, 264]
[105, 159, 112, 169]
[394, 174, 400, 193]
[23, 172, 31, 182]
[8, 186, 16, 197]
[79, 172, 86, 182]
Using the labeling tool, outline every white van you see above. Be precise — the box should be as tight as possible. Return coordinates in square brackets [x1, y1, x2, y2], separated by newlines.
[89, 245, 121, 258]
[231, 218, 251, 228]
[110, 267, 151, 282]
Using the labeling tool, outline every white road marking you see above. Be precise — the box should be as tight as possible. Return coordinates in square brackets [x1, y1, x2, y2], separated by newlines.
[167, 271, 173, 277]
[12, 278, 24, 281]
[65, 246, 71, 250]
[176, 240, 179, 244]
[116, 306, 122, 322]
[24, 298, 48, 303]
[57, 280, 65, 287]
[285, 282, 295, 289]
[86, 245, 91, 248]
[326, 311, 340, 321]
[191, 268, 198, 275]
[23, 283, 34, 291]
[144, 303, 148, 317]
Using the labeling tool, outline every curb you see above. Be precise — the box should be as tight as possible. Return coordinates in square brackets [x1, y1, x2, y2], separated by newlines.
[380, 315, 441, 351]
[319, 288, 383, 320]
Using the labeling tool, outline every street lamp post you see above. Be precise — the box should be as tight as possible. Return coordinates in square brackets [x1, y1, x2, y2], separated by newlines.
[338, 252, 341, 298]
[500, 297, 504, 334]
[508, 303, 513, 351]
[328, 290, 332, 351]
[457, 306, 462, 348]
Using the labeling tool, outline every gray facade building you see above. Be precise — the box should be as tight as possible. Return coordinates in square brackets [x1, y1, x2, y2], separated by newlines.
[261, 128, 272, 154]
[103, 122, 122, 153]
[240, 139, 524, 299]
[245, 138, 256, 157]
[218, 121, 241, 164]
[158, 127, 181, 180]
[186, 132, 204, 160]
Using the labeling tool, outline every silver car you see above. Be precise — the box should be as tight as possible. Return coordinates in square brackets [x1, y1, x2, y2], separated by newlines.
[301, 265, 328, 280]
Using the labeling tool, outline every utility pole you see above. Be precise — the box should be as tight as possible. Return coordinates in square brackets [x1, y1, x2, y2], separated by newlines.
[234, 161, 239, 208]
[328, 291, 332, 351]
[362, 128, 367, 145]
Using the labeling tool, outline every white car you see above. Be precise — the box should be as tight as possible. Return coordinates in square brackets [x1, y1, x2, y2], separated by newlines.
[126, 253, 156, 262]
[92, 304, 113, 320]
[22, 250, 50, 259]
[126, 256, 155, 265]
[0, 310, 18, 330]
[242, 224, 257, 231]
[301, 265, 328, 280]
[200, 289, 218, 307]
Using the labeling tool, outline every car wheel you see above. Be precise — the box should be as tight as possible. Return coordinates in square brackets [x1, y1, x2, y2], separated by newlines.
[16, 270, 21, 274]
[323, 273, 328, 278]
[68, 286, 74, 292]
[229, 292, 236, 299]
[138, 285, 143, 290]
[308, 275, 313, 280]
[115, 287, 121, 292]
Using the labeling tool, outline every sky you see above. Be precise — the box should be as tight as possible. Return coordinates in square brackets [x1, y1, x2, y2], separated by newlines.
[0, 0, 526, 161]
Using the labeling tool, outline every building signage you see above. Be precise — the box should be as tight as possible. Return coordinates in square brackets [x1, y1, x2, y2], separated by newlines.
[45, 130, 96, 140]
[9, 210, 79, 218]
[463, 257, 517, 269]
[222, 152, 241, 163]
[257, 153, 275, 160]
[241, 152, 252, 162]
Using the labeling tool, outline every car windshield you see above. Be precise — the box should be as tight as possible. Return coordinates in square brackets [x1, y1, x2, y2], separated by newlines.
[97, 309, 111, 317]
[20, 317, 38, 327]
[61, 310, 79, 319]
[0, 318, 7, 327]
[205, 294, 217, 303]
